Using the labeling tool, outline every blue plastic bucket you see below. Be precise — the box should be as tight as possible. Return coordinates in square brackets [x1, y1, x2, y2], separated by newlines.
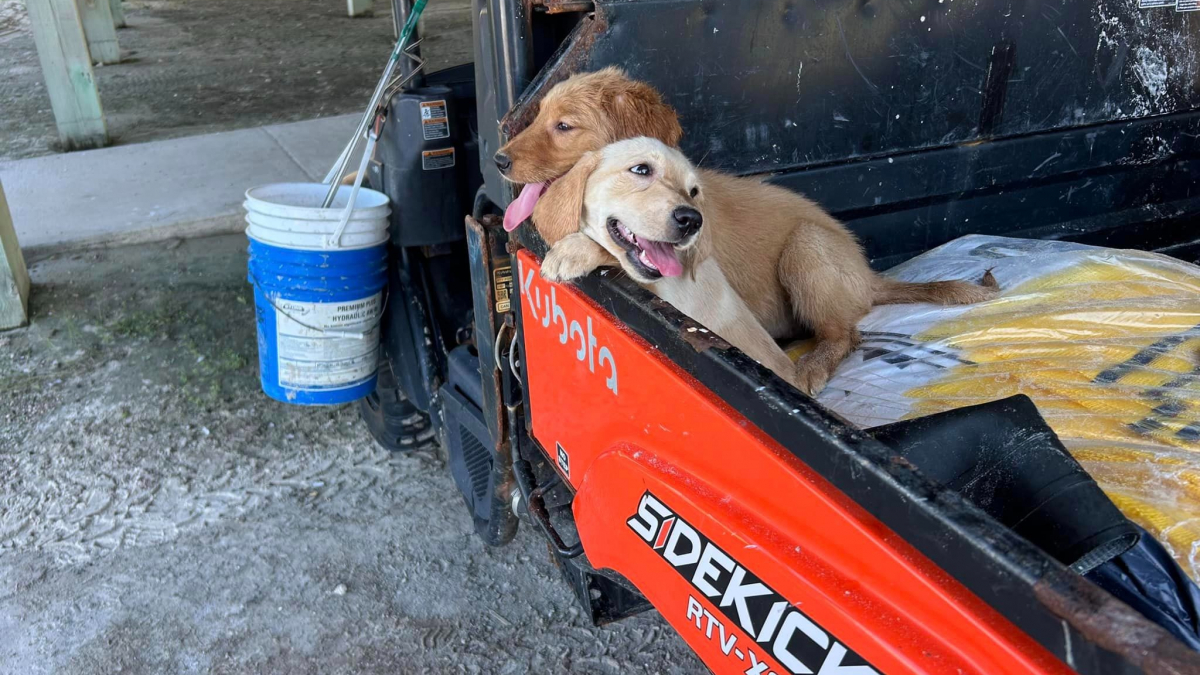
[244, 182, 391, 405]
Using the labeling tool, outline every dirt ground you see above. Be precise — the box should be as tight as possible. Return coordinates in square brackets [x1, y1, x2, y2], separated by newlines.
[0, 0, 473, 161]
[2, 1, 695, 670]
[0, 235, 700, 674]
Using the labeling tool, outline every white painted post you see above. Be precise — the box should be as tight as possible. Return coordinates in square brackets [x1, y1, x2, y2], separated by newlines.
[0, 181, 30, 331]
[23, 0, 109, 149]
[76, 0, 120, 64]
[347, 0, 373, 17]
[109, 0, 125, 28]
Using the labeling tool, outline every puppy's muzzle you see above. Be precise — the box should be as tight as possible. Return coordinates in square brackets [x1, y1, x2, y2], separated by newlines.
[672, 206, 703, 239]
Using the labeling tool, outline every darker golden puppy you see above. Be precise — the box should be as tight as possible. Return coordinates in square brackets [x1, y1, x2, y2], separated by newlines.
[497, 67, 682, 237]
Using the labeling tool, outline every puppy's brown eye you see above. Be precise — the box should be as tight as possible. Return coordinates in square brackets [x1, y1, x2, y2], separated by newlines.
[689, 186, 699, 198]
[555, 122, 573, 132]
[630, 164, 652, 176]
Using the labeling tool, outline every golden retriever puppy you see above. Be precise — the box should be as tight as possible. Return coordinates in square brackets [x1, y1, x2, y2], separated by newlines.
[538, 137, 801, 389]
[499, 67, 995, 394]
[497, 69, 682, 234]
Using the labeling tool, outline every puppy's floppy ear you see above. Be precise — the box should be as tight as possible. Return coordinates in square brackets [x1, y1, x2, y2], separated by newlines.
[605, 80, 684, 147]
[532, 151, 601, 246]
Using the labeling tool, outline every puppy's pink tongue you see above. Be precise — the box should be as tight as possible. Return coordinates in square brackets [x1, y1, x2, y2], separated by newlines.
[640, 240, 683, 277]
[503, 182, 548, 232]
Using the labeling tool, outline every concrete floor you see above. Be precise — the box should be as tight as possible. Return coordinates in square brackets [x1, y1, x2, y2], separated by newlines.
[1, 0, 475, 250]
[0, 0, 473, 161]
[2, 113, 364, 250]
[0, 235, 700, 674]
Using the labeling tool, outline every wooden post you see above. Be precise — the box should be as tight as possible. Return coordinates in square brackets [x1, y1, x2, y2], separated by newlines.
[109, 0, 125, 28]
[347, 0, 373, 17]
[24, 0, 109, 149]
[0, 181, 30, 331]
[76, 0, 120, 64]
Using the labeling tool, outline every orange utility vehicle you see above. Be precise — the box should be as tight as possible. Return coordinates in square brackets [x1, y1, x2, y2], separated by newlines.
[358, 0, 1200, 672]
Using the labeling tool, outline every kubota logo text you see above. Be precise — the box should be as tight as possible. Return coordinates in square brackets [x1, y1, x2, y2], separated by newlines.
[520, 260, 618, 395]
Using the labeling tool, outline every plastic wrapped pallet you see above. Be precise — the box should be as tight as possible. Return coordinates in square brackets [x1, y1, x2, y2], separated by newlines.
[787, 235, 1200, 581]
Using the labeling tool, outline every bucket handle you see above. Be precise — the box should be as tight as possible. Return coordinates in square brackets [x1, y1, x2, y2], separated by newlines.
[326, 127, 381, 250]
[251, 271, 388, 340]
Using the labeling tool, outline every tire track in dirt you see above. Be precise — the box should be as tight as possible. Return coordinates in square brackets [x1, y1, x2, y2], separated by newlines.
[0, 396, 421, 567]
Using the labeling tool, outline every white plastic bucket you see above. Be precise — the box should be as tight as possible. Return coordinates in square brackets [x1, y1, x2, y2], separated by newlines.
[244, 182, 391, 251]
[243, 181, 392, 405]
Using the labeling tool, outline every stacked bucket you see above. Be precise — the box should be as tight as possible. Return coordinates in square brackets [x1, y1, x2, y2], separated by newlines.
[243, 0, 424, 405]
[244, 182, 390, 405]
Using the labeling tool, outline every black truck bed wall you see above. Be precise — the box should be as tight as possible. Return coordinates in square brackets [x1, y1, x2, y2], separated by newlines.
[495, 0, 1200, 267]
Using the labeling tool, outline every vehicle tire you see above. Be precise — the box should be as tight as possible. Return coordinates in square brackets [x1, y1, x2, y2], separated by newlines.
[358, 372, 437, 453]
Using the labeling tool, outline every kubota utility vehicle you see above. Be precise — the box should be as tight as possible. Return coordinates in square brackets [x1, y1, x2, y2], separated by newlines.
[357, 1, 1200, 672]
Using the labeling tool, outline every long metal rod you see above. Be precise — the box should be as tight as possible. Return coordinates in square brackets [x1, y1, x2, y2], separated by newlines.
[320, 0, 429, 208]
[392, 0, 424, 88]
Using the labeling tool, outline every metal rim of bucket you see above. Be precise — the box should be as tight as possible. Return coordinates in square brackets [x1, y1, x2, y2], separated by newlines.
[243, 217, 387, 241]
[243, 211, 389, 250]
[242, 208, 388, 229]
[244, 183, 390, 219]
[244, 229, 389, 251]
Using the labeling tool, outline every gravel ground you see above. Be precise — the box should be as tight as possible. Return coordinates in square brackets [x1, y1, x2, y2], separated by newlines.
[0, 235, 700, 674]
[0, 0, 473, 161]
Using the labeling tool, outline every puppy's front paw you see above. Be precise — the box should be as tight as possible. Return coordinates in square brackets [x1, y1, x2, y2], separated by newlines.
[540, 251, 592, 282]
[540, 236, 605, 282]
[794, 357, 832, 396]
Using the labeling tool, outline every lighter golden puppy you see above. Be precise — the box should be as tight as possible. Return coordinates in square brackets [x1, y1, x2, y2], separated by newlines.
[537, 137, 801, 390]
[500, 67, 996, 394]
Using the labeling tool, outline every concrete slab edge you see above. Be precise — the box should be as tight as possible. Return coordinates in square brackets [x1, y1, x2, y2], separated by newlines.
[23, 213, 246, 262]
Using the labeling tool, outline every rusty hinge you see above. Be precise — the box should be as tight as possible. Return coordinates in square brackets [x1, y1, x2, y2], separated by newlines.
[532, 0, 594, 14]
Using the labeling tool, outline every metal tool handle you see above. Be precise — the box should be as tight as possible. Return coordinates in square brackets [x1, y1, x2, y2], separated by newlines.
[319, 0, 429, 208]
[326, 114, 384, 249]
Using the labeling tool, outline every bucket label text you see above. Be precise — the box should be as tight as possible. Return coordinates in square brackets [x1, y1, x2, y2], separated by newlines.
[274, 292, 381, 389]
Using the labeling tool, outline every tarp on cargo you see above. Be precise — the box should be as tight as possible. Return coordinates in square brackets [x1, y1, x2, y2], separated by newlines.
[790, 235, 1200, 580]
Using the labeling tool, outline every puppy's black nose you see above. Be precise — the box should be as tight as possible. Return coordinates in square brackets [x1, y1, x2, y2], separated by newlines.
[672, 206, 703, 237]
[494, 152, 512, 173]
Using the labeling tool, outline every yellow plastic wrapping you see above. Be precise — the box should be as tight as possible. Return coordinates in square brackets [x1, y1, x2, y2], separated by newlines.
[787, 235, 1200, 580]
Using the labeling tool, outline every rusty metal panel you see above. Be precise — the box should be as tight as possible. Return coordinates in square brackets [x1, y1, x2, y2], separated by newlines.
[500, 1, 1200, 265]
[547, 0, 1200, 175]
